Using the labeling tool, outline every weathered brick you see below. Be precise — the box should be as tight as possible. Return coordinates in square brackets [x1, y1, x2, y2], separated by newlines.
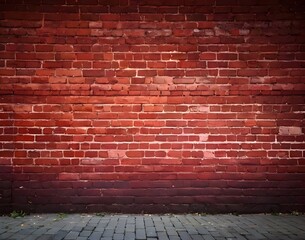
[279, 126, 303, 136]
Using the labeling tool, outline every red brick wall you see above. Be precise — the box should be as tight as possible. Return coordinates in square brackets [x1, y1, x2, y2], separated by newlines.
[1, 0, 305, 213]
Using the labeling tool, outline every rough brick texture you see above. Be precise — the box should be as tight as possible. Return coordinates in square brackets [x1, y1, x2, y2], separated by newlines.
[1, 0, 305, 214]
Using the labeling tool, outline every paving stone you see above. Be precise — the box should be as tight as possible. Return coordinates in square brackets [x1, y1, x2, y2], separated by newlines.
[84, 225, 96, 231]
[144, 217, 154, 227]
[196, 227, 209, 235]
[202, 235, 216, 240]
[24, 235, 40, 240]
[76, 237, 87, 240]
[171, 220, 184, 230]
[115, 225, 125, 234]
[32, 227, 49, 235]
[0, 213, 304, 240]
[136, 228, 146, 239]
[72, 226, 83, 232]
[135, 217, 145, 229]
[103, 229, 115, 237]
[18, 227, 37, 235]
[64, 231, 79, 239]
[0, 232, 16, 239]
[79, 230, 92, 237]
[185, 226, 198, 235]
[155, 224, 166, 232]
[124, 232, 136, 240]
[162, 216, 172, 227]
[168, 236, 181, 240]
[231, 233, 247, 240]
[46, 227, 61, 235]
[53, 230, 69, 240]
[36, 235, 54, 240]
[113, 233, 124, 240]
[6, 227, 20, 233]
[88, 231, 103, 240]
[94, 227, 105, 232]
[190, 235, 204, 240]
[125, 223, 135, 232]
[178, 231, 192, 240]
[157, 231, 169, 240]
[146, 226, 157, 238]
[165, 226, 179, 236]
[8, 233, 29, 240]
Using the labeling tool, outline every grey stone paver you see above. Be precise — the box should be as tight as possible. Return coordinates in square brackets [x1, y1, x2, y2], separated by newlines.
[146, 226, 157, 238]
[178, 231, 192, 240]
[80, 230, 92, 237]
[54, 230, 69, 240]
[157, 231, 169, 240]
[0, 214, 305, 240]
[135, 228, 146, 239]
[124, 231, 135, 240]
[64, 231, 80, 239]
[88, 231, 102, 240]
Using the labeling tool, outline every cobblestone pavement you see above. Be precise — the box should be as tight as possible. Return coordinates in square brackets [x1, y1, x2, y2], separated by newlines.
[0, 213, 304, 240]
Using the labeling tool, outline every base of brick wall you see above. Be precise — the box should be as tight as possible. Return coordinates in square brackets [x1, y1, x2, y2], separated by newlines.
[3, 179, 304, 214]
[9, 203, 305, 215]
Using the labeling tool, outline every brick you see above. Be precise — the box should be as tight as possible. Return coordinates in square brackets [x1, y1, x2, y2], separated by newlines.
[56, 69, 82, 77]
[217, 53, 238, 60]
[138, 70, 157, 77]
[164, 14, 185, 21]
[116, 70, 137, 77]
[58, 173, 79, 180]
[237, 69, 268, 76]
[83, 70, 105, 77]
[279, 126, 303, 136]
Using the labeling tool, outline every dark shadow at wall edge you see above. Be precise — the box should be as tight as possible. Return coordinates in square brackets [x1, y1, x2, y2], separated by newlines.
[0, 164, 12, 214]
[8, 179, 305, 214]
[0, 96, 14, 214]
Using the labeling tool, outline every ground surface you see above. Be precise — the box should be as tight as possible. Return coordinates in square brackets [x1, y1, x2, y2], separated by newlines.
[0, 213, 304, 240]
